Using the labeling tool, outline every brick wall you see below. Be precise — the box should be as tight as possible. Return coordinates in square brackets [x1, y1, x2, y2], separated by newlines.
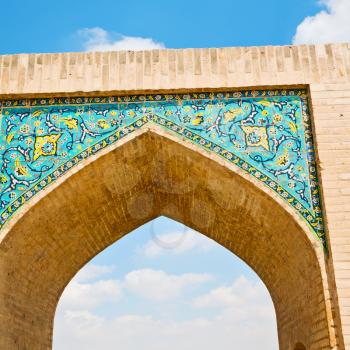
[0, 43, 350, 349]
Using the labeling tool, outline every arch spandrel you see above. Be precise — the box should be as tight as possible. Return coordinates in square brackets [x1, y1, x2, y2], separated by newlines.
[0, 89, 324, 245]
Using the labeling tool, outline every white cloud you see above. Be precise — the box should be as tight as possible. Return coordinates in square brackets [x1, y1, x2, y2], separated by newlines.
[61, 310, 104, 336]
[54, 275, 277, 350]
[74, 264, 115, 282]
[124, 269, 213, 301]
[57, 266, 213, 311]
[79, 27, 165, 51]
[143, 229, 215, 258]
[57, 264, 121, 311]
[59, 278, 123, 311]
[293, 0, 350, 44]
[55, 313, 277, 350]
[192, 276, 274, 320]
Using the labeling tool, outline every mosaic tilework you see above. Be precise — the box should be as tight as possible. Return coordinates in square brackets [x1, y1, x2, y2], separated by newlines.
[0, 89, 325, 245]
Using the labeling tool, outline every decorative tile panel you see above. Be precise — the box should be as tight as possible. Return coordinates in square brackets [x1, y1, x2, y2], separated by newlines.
[0, 89, 325, 245]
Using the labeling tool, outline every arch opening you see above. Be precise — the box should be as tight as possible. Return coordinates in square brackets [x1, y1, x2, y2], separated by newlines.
[0, 129, 332, 349]
[53, 216, 279, 349]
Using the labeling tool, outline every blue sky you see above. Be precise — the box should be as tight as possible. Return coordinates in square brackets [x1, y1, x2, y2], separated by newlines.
[54, 218, 277, 349]
[0, 0, 331, 55]
[3, 0, 350, 349]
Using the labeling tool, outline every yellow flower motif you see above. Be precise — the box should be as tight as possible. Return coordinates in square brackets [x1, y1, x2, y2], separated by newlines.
[33, 134, 61, 161]
[184, 106, 191, 112]
[165, 110, 173, 116]
[110, 110, 117, 116]
[274, 114, 282, 122]
[241, 126, 270, 151]
[97, 119, 110, 129]
[192, 116, 204, 126]
[192, 112, 204, 126]
[277, 153, 289, 166]
[61, 117, 78, 129]
[34, 120, 41, 127]
[128, 110, 135, 117]
[262, 110, 268, 116]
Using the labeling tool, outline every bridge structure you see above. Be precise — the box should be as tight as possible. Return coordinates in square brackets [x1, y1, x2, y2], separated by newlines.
[0, 43, 349, 349]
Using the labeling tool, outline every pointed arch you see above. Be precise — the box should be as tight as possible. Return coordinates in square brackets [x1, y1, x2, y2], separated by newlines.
[0, 127, 334, 349]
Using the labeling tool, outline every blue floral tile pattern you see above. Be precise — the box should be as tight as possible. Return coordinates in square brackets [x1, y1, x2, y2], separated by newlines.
[0, 89, 325, 245]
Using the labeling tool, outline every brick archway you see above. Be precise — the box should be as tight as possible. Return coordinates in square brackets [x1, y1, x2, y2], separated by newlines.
[0, 126, 335, 349]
